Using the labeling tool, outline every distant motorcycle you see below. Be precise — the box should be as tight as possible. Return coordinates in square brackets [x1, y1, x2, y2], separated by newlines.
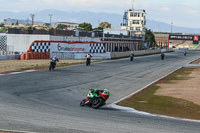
[86, 58, 91, 66]
[161, 53, 165, 60]
[80, 89, 110, 109]
[85, 53, 92, 66]
[49, 57, 59, 71]
[184, 51, 187, 56]
[130, 53, 134, 61]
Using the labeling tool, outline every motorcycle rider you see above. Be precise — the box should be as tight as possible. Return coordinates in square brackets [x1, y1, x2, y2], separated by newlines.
[49, 56, 59, 70]
[130, 52, 134, 61]
[184, 51, 187, 56]
[161, 52, 165, 60]
[85, 53, 92, 66]
[87, 88, 104, 104]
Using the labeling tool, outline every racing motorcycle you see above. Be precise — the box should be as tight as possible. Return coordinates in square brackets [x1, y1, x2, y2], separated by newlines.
[49, 57, 59, 71]
[80, 89, 110, 109]
[184, 51, 187, 56]
[161, 53, 165, 60]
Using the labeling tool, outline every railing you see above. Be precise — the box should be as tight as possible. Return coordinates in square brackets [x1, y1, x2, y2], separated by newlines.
[0, 51, 18, 55]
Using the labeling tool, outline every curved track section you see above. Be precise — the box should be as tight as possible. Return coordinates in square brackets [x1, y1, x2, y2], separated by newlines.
[1, 51, 200, 133]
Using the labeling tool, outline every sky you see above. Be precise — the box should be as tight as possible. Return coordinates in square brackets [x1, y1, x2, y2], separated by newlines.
[0, 0, 200, 28]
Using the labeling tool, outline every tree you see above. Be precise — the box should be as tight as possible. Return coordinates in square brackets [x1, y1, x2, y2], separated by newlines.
[145, 29, 155, 48]
[78, 22, 92, 32]
[15, 20, 19, 25]
[0, 23, 5, 27]
[98, 22, 111, 30]
[56, 24, 67, 30]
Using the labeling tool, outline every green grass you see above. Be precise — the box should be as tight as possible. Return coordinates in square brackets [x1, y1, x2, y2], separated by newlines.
[119, 67, 200, 120]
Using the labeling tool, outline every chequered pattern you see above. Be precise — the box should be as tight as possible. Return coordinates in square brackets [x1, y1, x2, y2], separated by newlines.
[89, 43, 105, 53]
[0, 36, 7, 51]
[32, 42, 50, 52]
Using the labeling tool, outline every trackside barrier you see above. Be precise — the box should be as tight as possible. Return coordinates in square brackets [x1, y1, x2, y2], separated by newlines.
[20, 52, 50, 60]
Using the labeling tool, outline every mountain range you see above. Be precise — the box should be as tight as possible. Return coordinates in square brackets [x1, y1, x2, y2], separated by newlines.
[0, 9, 199, 34]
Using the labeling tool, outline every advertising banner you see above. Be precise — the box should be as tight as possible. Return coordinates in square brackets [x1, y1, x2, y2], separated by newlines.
[50, 42, 90, 53]
[169, 35, 200, 41]
[194, 36, 199, 41]
[169, 35, 193, 40]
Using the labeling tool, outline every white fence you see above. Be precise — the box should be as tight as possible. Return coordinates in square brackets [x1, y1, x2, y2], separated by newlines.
[0, 51, 15, 55]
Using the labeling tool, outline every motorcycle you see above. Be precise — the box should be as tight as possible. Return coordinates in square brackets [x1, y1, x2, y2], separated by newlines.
[130, 56, 134, 61]
[86, 58, 91, 66]
[49, 61, 56, 71]
[49, 58, 59, 71]
[80, 89, 110, 109]
[184, 51, 187, 56]
[130, 53, 134, 61]
[161, 53, 165, 60]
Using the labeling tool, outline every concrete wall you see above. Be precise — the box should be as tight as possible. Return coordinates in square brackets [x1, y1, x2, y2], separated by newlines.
[50, 36, 101, 42]
[51, 52, 110, 60]
[110, 49, 162, 59]
[0, 55, 20, 60]
[7, 34, 50, 53]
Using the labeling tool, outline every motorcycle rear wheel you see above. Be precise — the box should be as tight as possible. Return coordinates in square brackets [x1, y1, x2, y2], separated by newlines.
[92, 98, 105, 109]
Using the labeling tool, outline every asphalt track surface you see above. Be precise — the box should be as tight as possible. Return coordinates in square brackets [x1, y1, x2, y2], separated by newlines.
[1, 51, 200, 133]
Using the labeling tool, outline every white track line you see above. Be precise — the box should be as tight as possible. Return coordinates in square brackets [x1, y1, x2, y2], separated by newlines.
[0, 70, 36, 76]
[0, 129, 36, 133]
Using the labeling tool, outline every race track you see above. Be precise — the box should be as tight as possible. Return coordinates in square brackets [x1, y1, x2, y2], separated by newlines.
[1, 51, 200, 133]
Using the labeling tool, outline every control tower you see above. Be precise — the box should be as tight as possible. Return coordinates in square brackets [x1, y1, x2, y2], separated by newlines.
[121, 0, 146, 36]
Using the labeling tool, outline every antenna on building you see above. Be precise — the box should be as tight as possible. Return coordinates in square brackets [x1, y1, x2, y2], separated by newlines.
[30, 14, 35, 30]
[131, 0, 134, 10]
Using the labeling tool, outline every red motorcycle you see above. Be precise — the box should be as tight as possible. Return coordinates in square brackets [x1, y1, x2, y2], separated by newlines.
[80, 89, 110, 109]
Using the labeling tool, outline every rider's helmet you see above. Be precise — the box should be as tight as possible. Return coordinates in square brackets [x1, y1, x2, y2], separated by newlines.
[91, 88, 98, 93]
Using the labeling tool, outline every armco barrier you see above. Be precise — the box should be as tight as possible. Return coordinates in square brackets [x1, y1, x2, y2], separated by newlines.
[20, 53, 25, 60]
[20, 52, 50, 60]
[0, 55, 20, 60]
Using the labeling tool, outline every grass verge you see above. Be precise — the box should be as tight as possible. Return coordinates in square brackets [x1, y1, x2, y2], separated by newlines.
[119, 67, 200, 120]
[0, 59, 105, 74]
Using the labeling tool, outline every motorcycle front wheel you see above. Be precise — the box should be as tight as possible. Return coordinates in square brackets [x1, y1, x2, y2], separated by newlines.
[80, 99, 86, 106]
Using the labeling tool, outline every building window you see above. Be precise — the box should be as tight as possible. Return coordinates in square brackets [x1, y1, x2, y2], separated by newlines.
[132, 20, 139, 24]
[136, 27, 140, 31]
[130, 12, 134, 17]
[134, 13, 137, 17]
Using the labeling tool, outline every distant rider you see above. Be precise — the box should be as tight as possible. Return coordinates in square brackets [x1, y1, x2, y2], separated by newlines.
[130, 52, 134, 61]
[85, 53, 92, 66]
[51, 56, 59, 65]
[161, 52, 165, 60]
[184, 51, 187, 56]
[49, 56, 59, 70]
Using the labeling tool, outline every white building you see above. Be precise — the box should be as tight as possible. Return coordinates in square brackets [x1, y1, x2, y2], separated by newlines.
[121, 9, 146, 36]
[56, 22, 79, 30]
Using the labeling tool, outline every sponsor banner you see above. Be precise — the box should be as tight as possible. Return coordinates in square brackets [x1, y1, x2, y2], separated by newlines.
[50, 42, 90, 53]
[169, 35, 200, 41]
[194, 36, 199, 41]
[169, 35, 193, 40]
